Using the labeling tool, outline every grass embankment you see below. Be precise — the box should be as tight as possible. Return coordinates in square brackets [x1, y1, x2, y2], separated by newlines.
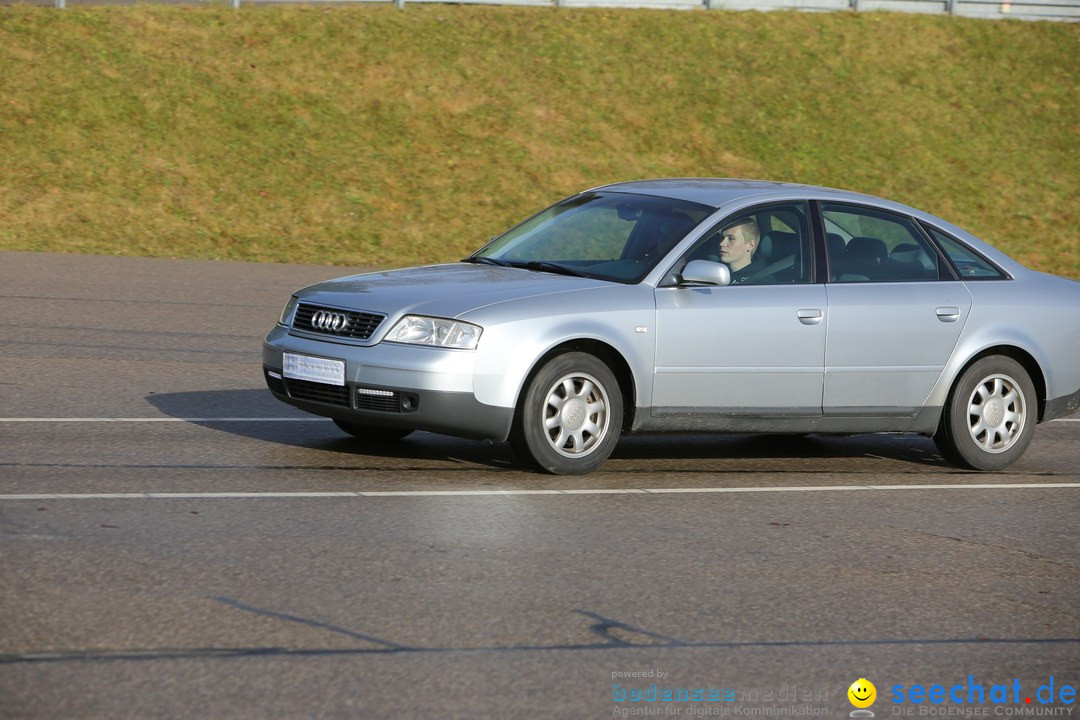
[0, 6, 1077, 275]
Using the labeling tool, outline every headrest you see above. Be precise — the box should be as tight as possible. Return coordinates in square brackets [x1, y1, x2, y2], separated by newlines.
[759, 231, 798, 260]
[652, 211, 698, 256]
[656, 211, 697, 240]
[889, 242, 923, 263]
[847, 236, 887, 263]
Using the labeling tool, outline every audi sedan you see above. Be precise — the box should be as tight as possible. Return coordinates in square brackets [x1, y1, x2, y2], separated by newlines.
[264, 179, 1080, 474]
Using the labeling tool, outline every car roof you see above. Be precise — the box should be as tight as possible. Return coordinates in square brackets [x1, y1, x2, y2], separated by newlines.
[589, 178, 885, 209]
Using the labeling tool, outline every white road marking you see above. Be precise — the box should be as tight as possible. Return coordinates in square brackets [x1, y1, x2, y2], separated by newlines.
[2, 484, 1078, 501]
[0, 417, 1076, 423]
[0, 417, 331, 422]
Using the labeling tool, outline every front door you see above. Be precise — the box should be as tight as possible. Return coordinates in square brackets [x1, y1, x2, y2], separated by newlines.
[651, 201, 826, 419]
[653, 284, 828, 417]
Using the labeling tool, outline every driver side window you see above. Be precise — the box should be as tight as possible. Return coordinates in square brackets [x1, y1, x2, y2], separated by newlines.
[679, 202, 812, 285]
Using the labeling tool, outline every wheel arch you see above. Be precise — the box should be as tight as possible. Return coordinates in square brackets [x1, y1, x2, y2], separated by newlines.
[514, 339, 638, 432]
[948, 345, 1047, 423]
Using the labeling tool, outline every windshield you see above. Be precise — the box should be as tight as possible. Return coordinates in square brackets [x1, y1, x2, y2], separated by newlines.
[468, 192, 714, 283]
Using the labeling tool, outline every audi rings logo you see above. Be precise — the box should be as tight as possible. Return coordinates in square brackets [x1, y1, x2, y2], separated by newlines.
[311, 310, 350, 332]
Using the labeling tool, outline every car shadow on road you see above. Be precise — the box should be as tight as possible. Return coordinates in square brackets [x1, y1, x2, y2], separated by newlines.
[144, 388, 522, 471]
[612, 432, 954, 469]
[145, 389, 955, 472]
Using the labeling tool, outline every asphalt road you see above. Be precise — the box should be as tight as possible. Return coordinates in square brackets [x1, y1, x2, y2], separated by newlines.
[1, 250, 1078, 719]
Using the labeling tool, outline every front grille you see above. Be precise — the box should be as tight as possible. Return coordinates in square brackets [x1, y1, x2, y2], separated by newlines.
[284, 378, 351, 407]
[293, 303, 385, 340]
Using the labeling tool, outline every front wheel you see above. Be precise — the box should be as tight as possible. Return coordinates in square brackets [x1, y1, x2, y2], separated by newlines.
[510, 352, 623, 475]
[934, 355, 1036, 471]
[333, 419, 413, 442]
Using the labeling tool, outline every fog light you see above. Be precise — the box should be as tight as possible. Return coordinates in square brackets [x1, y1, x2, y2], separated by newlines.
[357, 387, 394, 397]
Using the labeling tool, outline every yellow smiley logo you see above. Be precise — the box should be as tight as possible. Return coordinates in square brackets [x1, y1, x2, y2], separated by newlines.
[848, 679, 877, 709]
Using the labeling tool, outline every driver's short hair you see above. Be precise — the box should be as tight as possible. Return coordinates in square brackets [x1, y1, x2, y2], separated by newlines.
[724, 218, 761, 252]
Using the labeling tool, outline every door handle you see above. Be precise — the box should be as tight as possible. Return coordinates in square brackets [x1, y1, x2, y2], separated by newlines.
[936, 306, 961, 322]
[797, 309, 823, 326]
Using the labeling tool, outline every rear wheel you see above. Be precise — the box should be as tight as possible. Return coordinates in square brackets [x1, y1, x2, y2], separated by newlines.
[333, 419, 413, 442]
[511, 352, 622, 475]
[934, 355, 1036, 471]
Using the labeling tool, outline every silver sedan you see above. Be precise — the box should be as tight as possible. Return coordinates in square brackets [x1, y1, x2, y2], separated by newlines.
[264, 179, 1080, 474]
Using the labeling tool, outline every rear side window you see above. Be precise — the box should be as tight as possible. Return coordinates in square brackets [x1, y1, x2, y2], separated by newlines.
[923, 225, 1008, 280]
[822, 204, 941, 283]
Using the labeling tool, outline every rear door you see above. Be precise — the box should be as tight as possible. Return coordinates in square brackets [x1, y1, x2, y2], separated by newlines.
[819, 203, 971, 417]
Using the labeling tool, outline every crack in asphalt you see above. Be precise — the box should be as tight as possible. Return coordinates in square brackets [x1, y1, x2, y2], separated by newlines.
[4, 599, 1078, 666]
[898, 527, 1080, 572]
[4, 635, 1078, 666]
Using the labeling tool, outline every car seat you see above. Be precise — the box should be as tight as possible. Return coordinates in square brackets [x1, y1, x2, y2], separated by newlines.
[757, 231, 801, 282]
[886, 242, 933, 281]
[841, 236, 888, 281]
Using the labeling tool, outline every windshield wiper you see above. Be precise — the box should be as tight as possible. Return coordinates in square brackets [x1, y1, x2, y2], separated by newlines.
[520, 261, 590, 278]
[463, 257, 590, 278]
[461, 256, 512, 267]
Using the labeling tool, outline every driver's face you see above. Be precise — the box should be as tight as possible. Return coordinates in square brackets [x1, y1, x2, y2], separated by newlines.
[719, 225, 754, 270]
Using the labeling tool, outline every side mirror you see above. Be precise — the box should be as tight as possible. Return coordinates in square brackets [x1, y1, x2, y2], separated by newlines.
[680, 259, 732, 286]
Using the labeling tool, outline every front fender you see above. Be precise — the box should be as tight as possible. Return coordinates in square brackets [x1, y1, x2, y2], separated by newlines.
[465, 286, 656, 410]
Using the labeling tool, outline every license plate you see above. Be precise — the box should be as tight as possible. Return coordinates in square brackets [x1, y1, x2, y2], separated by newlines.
[283, 353, 345, 386]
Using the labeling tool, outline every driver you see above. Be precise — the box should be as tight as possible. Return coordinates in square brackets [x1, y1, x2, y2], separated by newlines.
[718, 218, 764, 284]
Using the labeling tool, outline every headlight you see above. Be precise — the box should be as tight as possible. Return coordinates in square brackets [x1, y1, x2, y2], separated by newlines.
[385, 316, 482, 350]
[278, 296, 299, 326]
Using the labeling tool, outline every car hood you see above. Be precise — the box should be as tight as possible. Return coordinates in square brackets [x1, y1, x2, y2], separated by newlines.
[294, 263, 612, 318]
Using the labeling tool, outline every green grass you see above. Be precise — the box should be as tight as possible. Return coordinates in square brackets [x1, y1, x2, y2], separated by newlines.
[1, 5, 1077, 276]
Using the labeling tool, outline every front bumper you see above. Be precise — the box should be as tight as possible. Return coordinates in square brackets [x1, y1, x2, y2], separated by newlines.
[262, 326, 514, 441]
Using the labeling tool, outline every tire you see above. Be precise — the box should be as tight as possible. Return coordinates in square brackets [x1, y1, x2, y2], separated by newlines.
[333, 419, 413, 442]
[934, 355, 1037, 471]
[510, 352, 623, 475]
